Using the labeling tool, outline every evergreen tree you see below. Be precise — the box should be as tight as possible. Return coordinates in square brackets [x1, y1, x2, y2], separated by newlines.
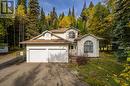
[50, 7, 57, 21]
[71, 5, 76, 27]
[17, 0, 27, 13]
[59, 12, 64, 20]
[26, 0, 40, 39]
[38, 8, 46, 33]
[87, 2, 110, 37]
[61, 12, 65, 19]
[72, 5, 75, 17]
[89, 1, 94, 8]
[15, 0, 27, 46]
[113, 0, 130, 48]
[80, 1, 87, 21]
[50, 7, 58, 29]
[68, 8, 71, 16]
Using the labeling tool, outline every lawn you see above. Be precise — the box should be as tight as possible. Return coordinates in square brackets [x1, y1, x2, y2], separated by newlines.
[69, 52, 125, 86]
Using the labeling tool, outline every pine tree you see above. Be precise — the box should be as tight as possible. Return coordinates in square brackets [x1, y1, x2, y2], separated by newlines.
[50, 7, 57, 21]
[26, 0, 40, 39]
[59, 12, 64, 20]
[41, 8, 45, 20]
[113, 0, 130, 62]
[68, 8, 71, 16]
[113, 0, 130, 47]
[82, 1, 86, 12]
[72, 5, 75, 18]
[71, 6, 76, 28]
[15, 0, 27, 46]
[80, 1, 87, 21]
[50, 7, 58, 29]
[17, 0, 27, 13]
[38, 8, 46, 33]
[89, 1, 94, 8]
[61, 12, 64, 19]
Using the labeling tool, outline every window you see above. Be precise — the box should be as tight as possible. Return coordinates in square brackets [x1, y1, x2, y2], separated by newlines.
[69, 31, 75, 38]
[71, 45, 74, 49]
[45, 33, 51, 37]
[84, 41, 93, 53]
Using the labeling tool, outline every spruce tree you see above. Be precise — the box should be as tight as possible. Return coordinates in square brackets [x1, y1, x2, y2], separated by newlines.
[113, 0, 130, 62]
[89, 1, 94, 8]
[50, 7, 58, 29]
[17, 0, 27, 13]
[59, 12, 64, 20]
[26, 0, 40, 39]
[80, 1, 87, 21]
[15, 0, 27, 46]
[71, 6, 76, 28]
[61, 12, 65, 19]
[113, 0, 130, 47]
[68, 8, 71, 16]
[72, 5, 75, 18]
[38, 8, 46, 33]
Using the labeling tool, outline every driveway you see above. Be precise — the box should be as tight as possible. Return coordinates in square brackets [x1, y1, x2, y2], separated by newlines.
[0, 63, 87, 86]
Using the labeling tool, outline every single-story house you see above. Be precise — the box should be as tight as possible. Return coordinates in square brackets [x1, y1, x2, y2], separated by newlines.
[20, 28, 103, 63]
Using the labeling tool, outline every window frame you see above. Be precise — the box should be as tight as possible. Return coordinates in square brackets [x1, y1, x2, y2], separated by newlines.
[69, 31, 75, 38]
[84, 40, 93, 53]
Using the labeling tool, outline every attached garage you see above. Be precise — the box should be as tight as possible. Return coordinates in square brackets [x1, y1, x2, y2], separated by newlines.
[29, 49, 48, 62]
[27, 45, 69, 63]
[20, 31, 71, 63]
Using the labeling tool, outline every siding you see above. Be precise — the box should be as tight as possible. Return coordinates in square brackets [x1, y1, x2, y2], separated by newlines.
[77, 36, 99, 57]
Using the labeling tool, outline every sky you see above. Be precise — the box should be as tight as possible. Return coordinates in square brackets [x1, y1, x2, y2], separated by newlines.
[39, 0, 100, 17]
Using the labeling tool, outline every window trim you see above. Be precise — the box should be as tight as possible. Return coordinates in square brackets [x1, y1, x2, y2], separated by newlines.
[84, 40, 93, 53]
[69, 31, 75, 38]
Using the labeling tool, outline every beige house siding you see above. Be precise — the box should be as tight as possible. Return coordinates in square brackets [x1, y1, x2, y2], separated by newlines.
[77, 36, 99, 57]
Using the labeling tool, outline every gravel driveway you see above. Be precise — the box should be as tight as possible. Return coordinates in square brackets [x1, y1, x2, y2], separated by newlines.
[0, 63, 87, 86]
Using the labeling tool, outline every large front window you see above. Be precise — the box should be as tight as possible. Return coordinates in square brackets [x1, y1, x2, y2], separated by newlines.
[69, 31, 75, 38]
[84, 41, 93, 53]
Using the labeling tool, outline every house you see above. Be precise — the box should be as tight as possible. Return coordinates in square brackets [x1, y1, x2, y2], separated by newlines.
[20, 28, 103, 63]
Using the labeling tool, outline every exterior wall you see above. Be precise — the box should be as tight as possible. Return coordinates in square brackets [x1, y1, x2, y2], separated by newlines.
[38, 33, 59, 40]
[65, 29, 78, 41]
[69, 43, 77, 56]
[77, 36, 99, 57]
[54, 29, 78, 41]
[26, 44, 69, 62]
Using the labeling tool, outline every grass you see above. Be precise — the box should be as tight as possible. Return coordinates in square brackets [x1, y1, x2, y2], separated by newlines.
[69, 52, 125, 86]
[127, 51, 130, 57]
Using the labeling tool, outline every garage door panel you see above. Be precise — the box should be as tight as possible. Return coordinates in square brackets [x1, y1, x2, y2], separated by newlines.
[29, 49, 48, 62]
[28, 47, 68, 63]
[48, 49, 68, 62]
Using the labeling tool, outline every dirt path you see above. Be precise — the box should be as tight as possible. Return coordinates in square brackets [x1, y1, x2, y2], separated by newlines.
[0, 63, 87, 86]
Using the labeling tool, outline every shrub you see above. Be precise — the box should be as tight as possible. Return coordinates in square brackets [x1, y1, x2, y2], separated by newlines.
[76, 56, 89, 65]
[115, 49, 128, 62]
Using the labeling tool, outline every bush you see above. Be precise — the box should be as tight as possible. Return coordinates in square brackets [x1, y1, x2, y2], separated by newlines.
[76, 56, 89, 65]
[112, 64, 130, 86]
[115, 49, 128, 62]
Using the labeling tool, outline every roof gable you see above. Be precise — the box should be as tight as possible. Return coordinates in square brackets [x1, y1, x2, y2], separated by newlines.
[20, 30, 72, 44]
[50, 28, 79, 33]
[31, 30, 64, 40]
[76, 34, 104, 41]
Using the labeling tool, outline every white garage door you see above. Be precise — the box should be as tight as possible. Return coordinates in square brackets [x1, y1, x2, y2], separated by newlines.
[28, 48, 68, 62]
[29, 49, 48, 62]
[48, 49, 68, 62]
